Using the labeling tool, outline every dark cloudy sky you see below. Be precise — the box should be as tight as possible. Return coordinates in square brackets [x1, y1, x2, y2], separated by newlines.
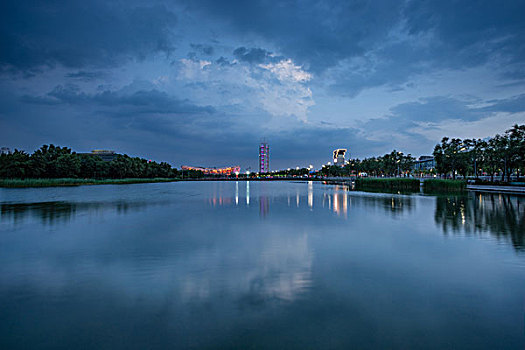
[1, 0, 524, 169]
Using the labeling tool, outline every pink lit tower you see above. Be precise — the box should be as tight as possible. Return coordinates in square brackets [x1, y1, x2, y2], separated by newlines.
[259, 140, 269, 173]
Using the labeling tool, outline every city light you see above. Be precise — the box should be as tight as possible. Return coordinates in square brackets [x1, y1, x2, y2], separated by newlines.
[181, 165, 241, 176]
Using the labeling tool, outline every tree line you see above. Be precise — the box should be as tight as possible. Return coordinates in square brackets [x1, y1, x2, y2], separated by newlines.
[0, 145, 179, 179]
[318, 150, 415, 177]
[433, 124, 524, 181]
[319, 124, 524, 181]
[2, 124, 523, 181]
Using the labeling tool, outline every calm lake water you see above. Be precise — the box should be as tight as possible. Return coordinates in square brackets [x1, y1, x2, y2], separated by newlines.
[1, 181, 524, 349]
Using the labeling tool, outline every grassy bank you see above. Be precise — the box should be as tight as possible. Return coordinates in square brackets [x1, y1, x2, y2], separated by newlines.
[355, 178, 420, 191]
[0, 178, 180, 188]
[423, 179, 466, 192]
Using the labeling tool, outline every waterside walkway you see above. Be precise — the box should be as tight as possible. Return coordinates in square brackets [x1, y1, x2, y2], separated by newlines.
[467, 185, 525, 194]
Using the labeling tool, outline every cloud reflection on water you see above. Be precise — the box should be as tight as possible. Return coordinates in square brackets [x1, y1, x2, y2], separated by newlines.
[0, 184, 315, 306]
[1, 182, 525, 349]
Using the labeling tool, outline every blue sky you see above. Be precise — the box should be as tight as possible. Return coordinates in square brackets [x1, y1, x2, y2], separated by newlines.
[1, 0, 524, 170]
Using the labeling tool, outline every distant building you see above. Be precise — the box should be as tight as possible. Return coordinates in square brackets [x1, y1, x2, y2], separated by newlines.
[259, 142, 270, 173]
[333, 149, 347, 167]
[413, 156, 435, 171]
[181, 165, 241, 176]
[0, 147, 11, 155]
[80, 150, 118, 162]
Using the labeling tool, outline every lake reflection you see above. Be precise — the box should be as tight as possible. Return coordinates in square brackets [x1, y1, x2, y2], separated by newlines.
[0, 182, 524, 349]
[203, 182, 413, 219]
[1, 200, 151, 225]
[435, 192, 525, 251]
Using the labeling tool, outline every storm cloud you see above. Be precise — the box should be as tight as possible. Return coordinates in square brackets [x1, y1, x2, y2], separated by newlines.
[0, 0, 176, 72]
[1, 0, 524, 169]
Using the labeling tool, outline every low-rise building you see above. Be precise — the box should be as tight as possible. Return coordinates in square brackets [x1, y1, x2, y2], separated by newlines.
[181, 165, 241, 176]
[413, 156, 435, 171]
[333, 149, 347, 167]
[79, 150, 118, 162]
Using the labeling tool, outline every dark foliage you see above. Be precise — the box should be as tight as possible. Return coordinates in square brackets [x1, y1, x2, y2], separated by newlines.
[318, 150, 415, 177]
[433, 124, 525, 181]
[0, 144, 182, 179]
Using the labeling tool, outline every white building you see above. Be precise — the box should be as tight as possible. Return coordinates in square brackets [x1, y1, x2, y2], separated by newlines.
[333, 149, 347, 167]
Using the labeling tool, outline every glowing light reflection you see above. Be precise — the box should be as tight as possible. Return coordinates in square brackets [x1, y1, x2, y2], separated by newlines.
[308, 181, 313, 209]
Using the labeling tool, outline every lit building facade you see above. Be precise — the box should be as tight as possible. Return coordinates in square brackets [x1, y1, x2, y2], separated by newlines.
[181, 165, 241, 176]
[333, 149, 347, 167]
[413, 156, 436, 171]
[259, 142, 270, 173]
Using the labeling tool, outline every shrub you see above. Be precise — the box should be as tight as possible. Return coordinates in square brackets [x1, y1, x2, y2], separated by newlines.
[355, 178, 420, 191]
[423, 179, 466, 192]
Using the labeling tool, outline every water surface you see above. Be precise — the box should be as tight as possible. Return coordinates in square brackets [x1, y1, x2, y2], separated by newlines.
[1, 181, 524, 349]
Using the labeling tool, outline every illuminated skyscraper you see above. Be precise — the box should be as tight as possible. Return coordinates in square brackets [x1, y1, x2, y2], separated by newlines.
[259, 141, 270, 173]
[333, 149, 347, 167]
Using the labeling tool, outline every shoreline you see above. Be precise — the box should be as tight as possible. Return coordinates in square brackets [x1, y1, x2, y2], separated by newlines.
[0, 177, 324, 188]
[2, 178, 524, 195]
[0, 178, 180, 188]
[466, 184, 525, 195]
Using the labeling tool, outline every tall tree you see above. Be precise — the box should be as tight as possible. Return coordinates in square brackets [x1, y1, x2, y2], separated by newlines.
[506, 124, 525, 181]
[433, 137, 465, 179]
